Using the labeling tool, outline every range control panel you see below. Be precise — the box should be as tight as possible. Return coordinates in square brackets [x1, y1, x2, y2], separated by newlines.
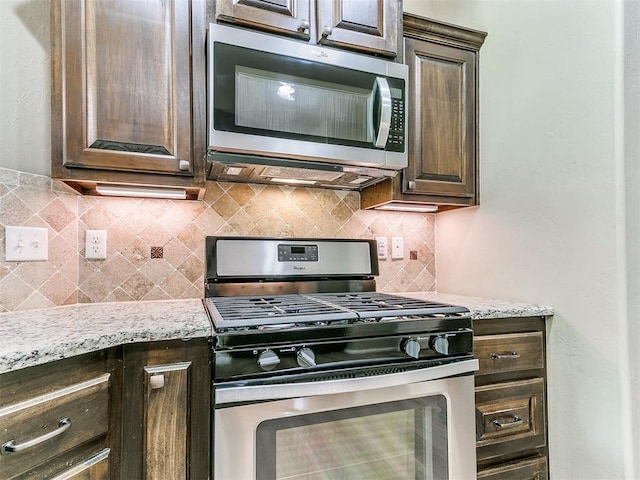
[278, 244, 319, 262]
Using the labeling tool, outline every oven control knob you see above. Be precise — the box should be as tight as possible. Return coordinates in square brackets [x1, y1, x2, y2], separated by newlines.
[257, 350, 280, 371]
[401, 338, 421, 359]
[430, 335, 451, 355]
[296, 347, 316, 368]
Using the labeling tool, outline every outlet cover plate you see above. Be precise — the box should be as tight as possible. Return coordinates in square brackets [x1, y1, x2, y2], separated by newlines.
[5, 226, 48, 261]
[85, 230, 107, 260]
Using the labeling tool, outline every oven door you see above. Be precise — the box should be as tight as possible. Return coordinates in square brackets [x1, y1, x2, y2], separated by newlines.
[213, 360, 478, 480]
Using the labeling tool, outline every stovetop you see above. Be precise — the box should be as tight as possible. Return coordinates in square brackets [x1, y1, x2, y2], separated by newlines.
[205, 292, 469, 331]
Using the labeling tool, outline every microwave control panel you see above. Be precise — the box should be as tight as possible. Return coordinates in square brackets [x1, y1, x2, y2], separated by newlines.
[386, 86, 405, 152]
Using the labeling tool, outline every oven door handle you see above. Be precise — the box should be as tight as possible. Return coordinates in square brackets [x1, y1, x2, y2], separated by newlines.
[215, 359, 479, 405]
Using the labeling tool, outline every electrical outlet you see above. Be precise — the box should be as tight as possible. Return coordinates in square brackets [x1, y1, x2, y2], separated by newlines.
[5, 226, 48, 261]
[391, 237, 404, 259]
[85, 230, 107, 260]
[376, 237, 388, 260]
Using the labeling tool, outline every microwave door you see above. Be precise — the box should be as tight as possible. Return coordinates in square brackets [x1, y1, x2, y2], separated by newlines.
[370, 77, 393, 148]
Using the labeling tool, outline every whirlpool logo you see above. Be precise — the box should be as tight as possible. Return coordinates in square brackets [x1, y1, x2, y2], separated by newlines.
[310, 49, 329, 58]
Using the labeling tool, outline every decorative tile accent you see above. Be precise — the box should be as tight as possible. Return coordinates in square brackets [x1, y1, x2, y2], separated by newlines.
[0, 167, 437, 312]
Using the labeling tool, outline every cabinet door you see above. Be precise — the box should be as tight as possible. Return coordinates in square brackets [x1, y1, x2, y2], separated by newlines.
[403, 36, 477, 200]
[315, 0, 399, 57]
[143, 363, 190, 480]
[51, 0, 205, 183]
[121, 339, 210, 480]
[215, 0, 312, 39]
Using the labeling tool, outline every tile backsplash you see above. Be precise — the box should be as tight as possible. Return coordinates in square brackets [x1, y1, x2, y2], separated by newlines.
[0, 168, 436, 312]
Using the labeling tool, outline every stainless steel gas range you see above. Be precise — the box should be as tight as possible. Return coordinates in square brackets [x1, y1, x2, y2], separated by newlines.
[204, 237, 478, 480]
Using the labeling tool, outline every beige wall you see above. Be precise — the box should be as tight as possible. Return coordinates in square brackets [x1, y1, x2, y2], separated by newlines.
[404, 0, 632, 478]
[0, 0, 51, 176]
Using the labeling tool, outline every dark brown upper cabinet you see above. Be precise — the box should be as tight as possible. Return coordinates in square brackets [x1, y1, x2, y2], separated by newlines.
[51, 0, 207, 200]
[213, 0, 401, 58]
[361, 14, 486, 211]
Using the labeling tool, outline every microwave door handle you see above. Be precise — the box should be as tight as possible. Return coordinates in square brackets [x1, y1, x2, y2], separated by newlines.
[372, 77, 392, 148]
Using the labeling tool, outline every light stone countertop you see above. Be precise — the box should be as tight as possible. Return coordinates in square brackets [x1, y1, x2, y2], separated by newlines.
[0, 299, 211, 374]
[399, 292, 554, 320]
[0, 294, 552, 375]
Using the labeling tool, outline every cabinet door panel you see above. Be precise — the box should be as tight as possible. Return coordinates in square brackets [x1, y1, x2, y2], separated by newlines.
[316, 0, 398, 57]
[57, 0, 193, 175]
[143, 363, 190, 480]
[404, 37, 476, 198]
[215, 0, 312, 39]
[121, 339, 210, 480]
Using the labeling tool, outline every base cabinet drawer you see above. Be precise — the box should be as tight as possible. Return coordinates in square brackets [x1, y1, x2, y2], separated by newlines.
[50, 448, 110, 480]
[477, 455, 548, 480]
[0, 375, 110, 479]
[474, 332, 544, 376]
[475, 377, 546, 464]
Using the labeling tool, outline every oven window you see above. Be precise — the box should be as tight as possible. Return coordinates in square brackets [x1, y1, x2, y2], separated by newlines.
[255, 396, 448, 480]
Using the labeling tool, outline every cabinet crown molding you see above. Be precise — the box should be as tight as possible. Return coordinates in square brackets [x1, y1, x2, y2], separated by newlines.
[402, 13, 487, 50]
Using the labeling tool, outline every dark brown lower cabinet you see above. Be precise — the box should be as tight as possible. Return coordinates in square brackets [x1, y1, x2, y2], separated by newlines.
[474, 317, 549, 479]
[0, 350, 121, 480]
[121, 338, 211, 480]
[0, 338, 211, 479]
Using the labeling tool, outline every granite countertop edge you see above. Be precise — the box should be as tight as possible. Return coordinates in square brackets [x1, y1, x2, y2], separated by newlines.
[0, 299, 211, 375]
[0, 294, 553, 375]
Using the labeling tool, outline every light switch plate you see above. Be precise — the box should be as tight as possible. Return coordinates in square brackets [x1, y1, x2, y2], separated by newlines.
[5, 226, 48, 261]
[376, 237, 388, 260]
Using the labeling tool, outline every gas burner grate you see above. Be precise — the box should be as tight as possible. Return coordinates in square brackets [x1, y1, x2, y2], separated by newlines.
[205, 292, 469, 331]
[205, 295, 357, 329]
[306, 292, 469, 319]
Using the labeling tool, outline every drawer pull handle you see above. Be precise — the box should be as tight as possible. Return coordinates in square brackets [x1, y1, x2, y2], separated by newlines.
[490, 351, 520, 360]
[1, 417, 71, 454]
[492, 415, 523, 429]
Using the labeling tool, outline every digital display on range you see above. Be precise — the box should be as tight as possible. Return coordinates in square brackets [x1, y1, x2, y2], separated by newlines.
[278, 244, 319, 262]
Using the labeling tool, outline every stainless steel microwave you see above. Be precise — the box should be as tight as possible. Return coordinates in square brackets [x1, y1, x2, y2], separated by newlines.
[207, 23, 408, 190]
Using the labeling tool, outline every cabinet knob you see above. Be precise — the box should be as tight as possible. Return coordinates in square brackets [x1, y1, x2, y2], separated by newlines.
[178, 160, 190, 171]
[322, 26, 333, 37]
[298, 20, 310, 32]
[407, 180, 416, 190]
[149, 374, 165, 389]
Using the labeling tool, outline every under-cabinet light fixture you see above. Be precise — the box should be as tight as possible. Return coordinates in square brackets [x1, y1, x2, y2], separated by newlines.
[95, 184, 187, 200]
[269, 178, 317, 185]
[374, 203, 438, 213]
